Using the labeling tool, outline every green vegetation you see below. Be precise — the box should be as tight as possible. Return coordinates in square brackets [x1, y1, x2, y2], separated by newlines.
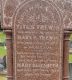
[69, 54, 72, 63]
[69, 34, 72, 41]
[0, 32, 7, 57]
[0, 75, 7, 80]
[0, 46, 7, 57]
[0, 31, 7, 80]
[0, 32, 6, 43]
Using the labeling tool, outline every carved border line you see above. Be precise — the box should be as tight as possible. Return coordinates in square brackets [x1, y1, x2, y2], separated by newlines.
[13, 0, 63, 80]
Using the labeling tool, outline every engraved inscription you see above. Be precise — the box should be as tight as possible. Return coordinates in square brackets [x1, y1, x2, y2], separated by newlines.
[13, 0, 62, 80]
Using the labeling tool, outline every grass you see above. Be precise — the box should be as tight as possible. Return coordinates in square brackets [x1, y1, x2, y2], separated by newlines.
[0, 46, 7, 57]
[0, 32, 7, 57]
[0, 74, 7, 80]
[0, 32, 7, 80]
[69, 54, 72, 63]
[0, 32, 6, 43]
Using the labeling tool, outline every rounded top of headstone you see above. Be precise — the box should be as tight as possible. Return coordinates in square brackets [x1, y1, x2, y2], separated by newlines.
[13, 0, 62, 31]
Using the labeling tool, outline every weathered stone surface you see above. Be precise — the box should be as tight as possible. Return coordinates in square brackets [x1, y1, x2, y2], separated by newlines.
[1, 0, 72, 80]
[1, 0, 19, 28]
[1, 0, 72, 29]
[13, 0, 63, 80]
[5, 30, 13, 80]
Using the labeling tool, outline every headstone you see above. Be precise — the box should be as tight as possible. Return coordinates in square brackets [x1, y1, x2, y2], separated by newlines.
[13, 0, 62, 80]
[2, 0, 72, 29]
